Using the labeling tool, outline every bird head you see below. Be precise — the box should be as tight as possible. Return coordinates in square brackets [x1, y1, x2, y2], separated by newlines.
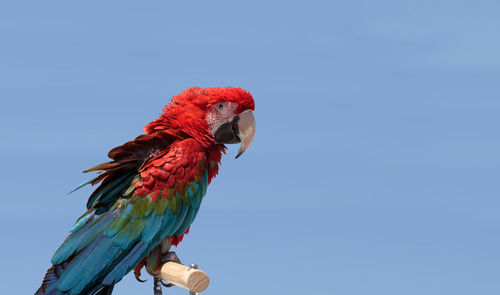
[144, 87, 256, 158]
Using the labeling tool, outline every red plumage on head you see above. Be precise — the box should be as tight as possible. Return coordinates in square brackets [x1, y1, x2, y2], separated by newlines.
[143, 87, 255, 148]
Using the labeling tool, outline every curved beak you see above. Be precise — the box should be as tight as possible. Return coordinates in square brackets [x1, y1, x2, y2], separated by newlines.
[212, 110, 256, 158]
[235, 110, 256, 158]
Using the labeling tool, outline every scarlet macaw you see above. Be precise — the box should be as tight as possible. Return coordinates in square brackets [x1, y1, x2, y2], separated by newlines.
[35, 87, 256, 295]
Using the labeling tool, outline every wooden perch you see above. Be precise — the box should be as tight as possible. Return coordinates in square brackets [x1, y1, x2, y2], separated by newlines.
[159, 262, 210, 293]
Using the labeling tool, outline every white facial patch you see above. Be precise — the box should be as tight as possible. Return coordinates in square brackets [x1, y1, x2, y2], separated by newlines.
[206, 101, 238, 134]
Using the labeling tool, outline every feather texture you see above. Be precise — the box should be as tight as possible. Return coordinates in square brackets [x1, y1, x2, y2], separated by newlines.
[37, 139, 210, 295]
[35, 87, 256, 295]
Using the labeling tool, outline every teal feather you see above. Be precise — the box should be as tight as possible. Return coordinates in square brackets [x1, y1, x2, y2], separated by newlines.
[104, 205, 133, 238]
[37, 136, 220, 295]
[69, 238, 120, 294]
[95, 174, 137, 207]
[86, 172, 136, 209]
[201, 172, 208, 195]
[175, 207, 196, 236]
[70, 210, 95, 232]
[142, 211, 172, 242]
[56, 235, 107, 291]
[46, 166, 210, 295]
[193, 182, 203, 202]
[51, 214, 110, 265]
[187, 185, 195, 199]
[174, 179, 205, 236]
[113, 216, 146, 250]
[67, 179, 94, 195]
[102, 242, 148, 285]
[157, 209, 178, 237]
[167, 204, 189, 236]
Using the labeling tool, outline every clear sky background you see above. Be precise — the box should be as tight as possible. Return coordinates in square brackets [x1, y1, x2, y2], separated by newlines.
[1, 1, 499, 294]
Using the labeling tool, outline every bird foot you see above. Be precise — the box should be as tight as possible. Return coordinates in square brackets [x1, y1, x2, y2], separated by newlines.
[161, 251, 181, 264]
[153, 251, 182, 292]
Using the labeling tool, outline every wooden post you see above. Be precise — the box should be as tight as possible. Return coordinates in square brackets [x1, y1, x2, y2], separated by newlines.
[159, 262, 210, 293]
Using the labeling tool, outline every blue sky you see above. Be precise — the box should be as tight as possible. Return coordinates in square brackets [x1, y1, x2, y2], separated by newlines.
[1, 0, 499, 294]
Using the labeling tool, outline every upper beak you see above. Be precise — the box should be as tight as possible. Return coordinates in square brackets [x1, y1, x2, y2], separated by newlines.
[212, 110, 256, 158]
[235, 110, 256, 158]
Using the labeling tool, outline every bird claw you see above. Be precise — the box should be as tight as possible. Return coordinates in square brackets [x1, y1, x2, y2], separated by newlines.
[134, 261, 148, 283]
[161, 251, 181, 264]
[151, 251, 181, 292]
[135, 272, 147, 283]
[160, 280, 174, 288]
[159, 251, 180, 287]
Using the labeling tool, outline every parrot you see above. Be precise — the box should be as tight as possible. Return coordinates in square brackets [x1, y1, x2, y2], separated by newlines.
[35, 87, 256, 295]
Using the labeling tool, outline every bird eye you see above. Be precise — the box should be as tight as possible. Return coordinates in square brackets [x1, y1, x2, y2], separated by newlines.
[217, 103, 225, 110]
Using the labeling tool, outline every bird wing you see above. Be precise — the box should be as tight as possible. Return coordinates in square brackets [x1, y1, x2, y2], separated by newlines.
[79, 131, 177, 213]
[37, 137, 208, 295]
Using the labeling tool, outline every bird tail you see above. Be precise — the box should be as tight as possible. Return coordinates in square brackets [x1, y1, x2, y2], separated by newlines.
[34, 263, 115, 295]
[92, 285, 115, 295]
[35, 263, 67, 295]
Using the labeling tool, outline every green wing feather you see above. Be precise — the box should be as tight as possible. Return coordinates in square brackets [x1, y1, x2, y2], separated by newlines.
[37, 137, 208, 295]
[51, 169, 208, 294]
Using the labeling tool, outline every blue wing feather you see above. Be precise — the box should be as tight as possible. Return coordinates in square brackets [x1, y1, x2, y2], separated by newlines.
[49, 170, 208, 295]
[39, 142, 209, 295]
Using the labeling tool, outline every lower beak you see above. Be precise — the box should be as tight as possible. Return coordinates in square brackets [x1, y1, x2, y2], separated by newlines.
[212, 110, 256, 158]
